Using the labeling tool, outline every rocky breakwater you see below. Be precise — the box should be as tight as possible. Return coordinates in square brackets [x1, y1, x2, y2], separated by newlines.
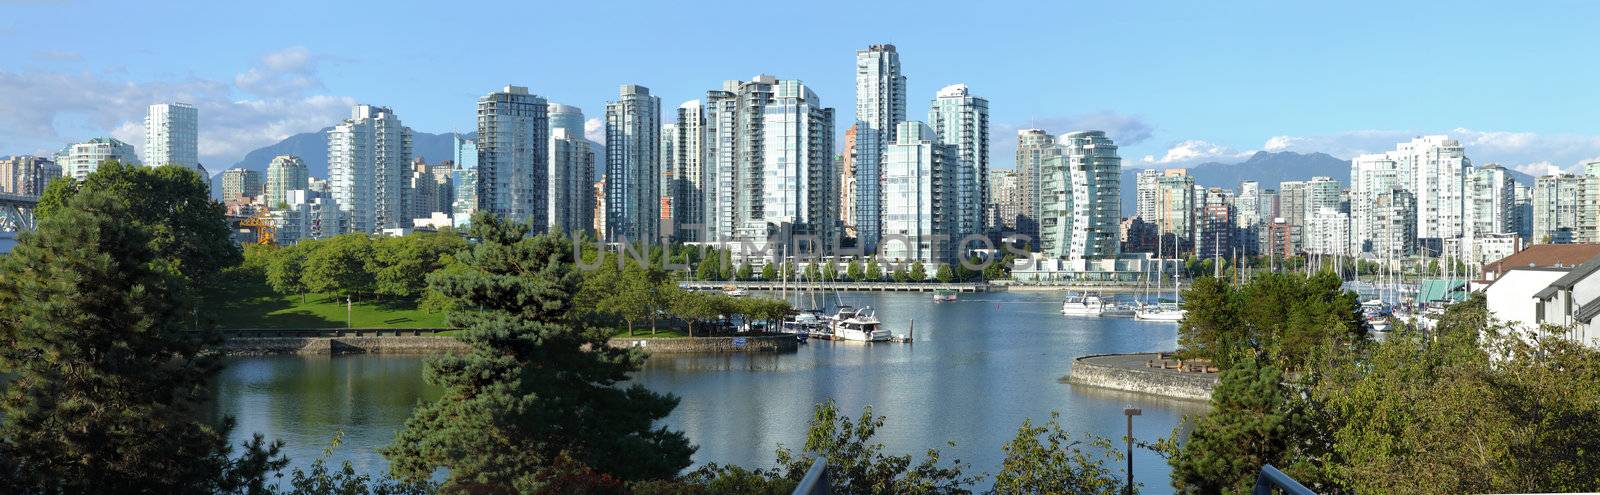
[1064, 352, 1218, 401]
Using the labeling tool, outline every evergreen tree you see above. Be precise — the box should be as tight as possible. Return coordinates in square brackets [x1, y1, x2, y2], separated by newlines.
[1168, 359, 1312, 494]
[383, 212, 693, 491]
[0, 189, 282, 492]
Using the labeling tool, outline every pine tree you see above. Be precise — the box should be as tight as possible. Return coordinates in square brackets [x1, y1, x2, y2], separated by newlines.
[383, 212, 693, 491]
[1168, 359, 1311, 494]
[0, 189, 282, 492]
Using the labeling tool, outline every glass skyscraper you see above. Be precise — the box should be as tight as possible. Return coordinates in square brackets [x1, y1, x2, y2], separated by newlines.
[476, 86, 550, 232]
[854, 44, 906, 253]
[604, 84, 661, 243]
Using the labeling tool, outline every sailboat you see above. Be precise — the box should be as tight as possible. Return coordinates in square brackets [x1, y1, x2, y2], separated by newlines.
[1136, 232, 1187, 323]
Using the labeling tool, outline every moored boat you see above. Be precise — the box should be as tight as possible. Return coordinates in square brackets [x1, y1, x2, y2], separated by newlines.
[1061, 292, 1107, 316]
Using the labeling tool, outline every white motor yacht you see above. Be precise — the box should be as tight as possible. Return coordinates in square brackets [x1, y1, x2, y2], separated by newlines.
[832, 306, 892, 342]
[1061, 293, 1107, 316]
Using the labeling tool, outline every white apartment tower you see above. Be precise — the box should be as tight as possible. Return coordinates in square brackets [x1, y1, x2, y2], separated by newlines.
[54, 138, 139, 180]
[882, 121, 955, 262]
[1040, 131, 1121, 260]
[1350, 135, 1471, 256]
[854, 44, 906, 252]
[328, 105, 413, 234]
[928, 84, 989, 242]
[145, 103, 199, 171]
[1016, 129, 1058, 242]
[604, 84, 661, 243]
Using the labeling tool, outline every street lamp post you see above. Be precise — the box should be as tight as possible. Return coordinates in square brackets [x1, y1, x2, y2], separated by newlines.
[1124, 407, 1142, 495]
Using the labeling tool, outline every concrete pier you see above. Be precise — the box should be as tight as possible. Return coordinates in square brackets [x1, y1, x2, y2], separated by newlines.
[1064, 352, 1218, 401]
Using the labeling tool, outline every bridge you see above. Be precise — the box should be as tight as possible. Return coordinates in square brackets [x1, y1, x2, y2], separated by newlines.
[0, 193, 37, 233]
[679, 280, 989, 293]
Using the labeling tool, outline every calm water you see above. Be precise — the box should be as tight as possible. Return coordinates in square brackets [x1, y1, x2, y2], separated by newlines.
[215, 291, 1205, 492]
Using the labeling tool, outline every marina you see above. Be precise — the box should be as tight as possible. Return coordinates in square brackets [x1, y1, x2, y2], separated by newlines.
[214, 291, 1198, 493]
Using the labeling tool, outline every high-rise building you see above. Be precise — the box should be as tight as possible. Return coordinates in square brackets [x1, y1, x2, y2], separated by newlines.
[55, 138, 139, 180]
[0, 156, 60, 196]
[550, 128, 595, 236]
[144, 103, 199, 171]
[1154, 169, 1196, 249]
[1465, 164, 1516, 246]
[1350, 136, 1471, 255]
[220, 167, 262, 202]
[928, 84, 989, 241]
[1039, 131, 1121, 260]
[328, 105, 412, 234]
[703, 88, 739, 243]
[1234, 180, 1262, 255]
[548, 103, 586, 142]
[1196, 188, 1234, 260]
[990, 168, 1021, 231]
[476, 86, 549, 231]
[451, 135, 478, 222]
[659, 122, 678, 241]
[1514, 183, 1534, 241]
[405, 158, 453, 221]
[1015, 129, 1057, 242]
[604, 84, 661, 243]
[1134, 169, 1161, 223]
[671, 100, 707, 241]
[882, 121, 954, 262]
[1371, 188, 1418, 258]
[264, 155, 308, 208]
[1532, 173, 1585, 244]
[1305, 207, 1350, 256]
[840, 124, 858, 238]
[854, 44, 907, 253]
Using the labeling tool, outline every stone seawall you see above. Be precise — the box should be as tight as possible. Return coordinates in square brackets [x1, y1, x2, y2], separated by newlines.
[1065, 353, 1217, 401]
[606, 335, 798, 354]
[223, 334, 797, 356]
[221, 336, 468, 356]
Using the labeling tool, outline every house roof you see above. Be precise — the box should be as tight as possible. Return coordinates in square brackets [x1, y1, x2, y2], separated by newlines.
[1533, 253, 1600, 300]
[1483, 244, 1600, 279]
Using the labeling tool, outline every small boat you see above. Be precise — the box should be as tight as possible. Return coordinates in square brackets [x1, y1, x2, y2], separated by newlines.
[780, 311, 825, 334]
[932, 289, 957, 302]
[1361, 300, 1392, 332]
[832, 306, 892, 342]
[1061, 292, 1107, 316]
[1134, 302, 1186, 322]
[724, 288, 749, 297]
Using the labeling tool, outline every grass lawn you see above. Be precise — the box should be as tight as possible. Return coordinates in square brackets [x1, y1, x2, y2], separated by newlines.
[209, 278, 449, 330]
[607, 326, 690, 339]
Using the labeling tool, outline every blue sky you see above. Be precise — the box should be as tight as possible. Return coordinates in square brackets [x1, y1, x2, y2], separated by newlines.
[3, 0, 1599, 176]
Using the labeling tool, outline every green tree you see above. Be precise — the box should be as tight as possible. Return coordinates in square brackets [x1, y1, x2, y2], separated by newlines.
[762, 262, 778, 281]
[695, 249, 722, 281]
[738, 261, 754, 281]
[805, 262, 821, 282]
[823, 260, 841, 282]
[1176, 276, 1241, 365]
[909, 262, 927, 282]
[266, 243, 310, 301]
[670, 292, 720, 337]
[847, 260, 866, 282]
[993, 412, 1124, 495]
[774, 400, 976, 494]
[935, 264, 955, 283]
[1167, 359, 1314, 494]
[0, 188, 284, 492]
[372, 231, 468, 299]
[37, 160, 240, 287]
[302, 234, 377, 298]
[866, 260, 881, 282]
[383, 212, 694, 490]
[892, 267, 910, 283]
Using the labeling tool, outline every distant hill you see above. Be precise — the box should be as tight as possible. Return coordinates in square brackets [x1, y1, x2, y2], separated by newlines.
[1116, 150, 1534, 215]
[228, 129, 472, 179]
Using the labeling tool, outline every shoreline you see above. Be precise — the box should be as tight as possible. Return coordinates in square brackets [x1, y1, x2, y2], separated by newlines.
[219, 334, 799, 356]
[1062, 352, 1217, 402]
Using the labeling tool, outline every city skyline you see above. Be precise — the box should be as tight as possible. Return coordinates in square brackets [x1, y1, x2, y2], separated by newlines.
[4, 1, 1600, 176]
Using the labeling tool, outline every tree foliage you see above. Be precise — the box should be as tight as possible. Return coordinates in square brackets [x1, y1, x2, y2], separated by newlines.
[1177, 272, 1364, 370]
[993, 412, 1125, 495]
[1167, 359, 1314, 494]
[0, 187, 281, 492]
[382, 212, 693, 491]
[774, 400, 977, 495]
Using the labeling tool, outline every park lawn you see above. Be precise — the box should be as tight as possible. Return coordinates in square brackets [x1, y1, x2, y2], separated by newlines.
[210, 279, 449, 330]
[608, 326, 690, 339]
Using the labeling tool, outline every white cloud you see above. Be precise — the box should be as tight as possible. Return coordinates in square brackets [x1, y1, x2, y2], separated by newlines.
[584, 117, 605, 144]
[0, 46, 356, 167]
[1511, 161, 1564, 177]
[1140, 140, 1251, 167]
[1259, 128, 1600, 174]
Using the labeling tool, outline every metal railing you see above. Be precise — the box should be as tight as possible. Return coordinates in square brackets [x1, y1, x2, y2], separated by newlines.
[1253, 464, 1316, 495]
[790, 458, 830, 495]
